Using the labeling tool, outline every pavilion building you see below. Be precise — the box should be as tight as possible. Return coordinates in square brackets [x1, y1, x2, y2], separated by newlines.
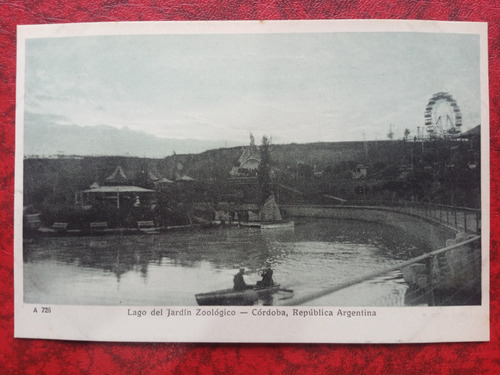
[75, 165, 156, 209]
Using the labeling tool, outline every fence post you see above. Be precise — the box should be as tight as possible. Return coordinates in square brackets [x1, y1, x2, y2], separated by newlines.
[464, 210, 467, 233]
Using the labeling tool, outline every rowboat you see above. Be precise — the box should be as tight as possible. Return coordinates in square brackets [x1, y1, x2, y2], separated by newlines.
[195, 284, 282, 306]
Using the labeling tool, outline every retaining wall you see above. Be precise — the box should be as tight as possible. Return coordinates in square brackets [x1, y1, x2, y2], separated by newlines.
[282, 205, 458, 250]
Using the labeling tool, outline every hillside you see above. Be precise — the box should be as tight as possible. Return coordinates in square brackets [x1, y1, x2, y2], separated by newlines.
[23, 137, 481, 210]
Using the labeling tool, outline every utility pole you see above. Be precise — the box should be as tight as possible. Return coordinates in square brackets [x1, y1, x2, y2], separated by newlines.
[363, 131, 368, 161]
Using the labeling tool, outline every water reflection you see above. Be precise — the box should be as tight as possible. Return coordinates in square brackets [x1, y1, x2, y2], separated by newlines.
[24, 218, 431, 306]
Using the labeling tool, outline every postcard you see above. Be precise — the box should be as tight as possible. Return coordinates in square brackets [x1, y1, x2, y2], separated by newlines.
[15, 20, 489, 342]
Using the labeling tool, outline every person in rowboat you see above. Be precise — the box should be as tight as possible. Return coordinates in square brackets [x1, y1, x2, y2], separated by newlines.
[233, 268, 253, 291]
[256, 268, 274, 288]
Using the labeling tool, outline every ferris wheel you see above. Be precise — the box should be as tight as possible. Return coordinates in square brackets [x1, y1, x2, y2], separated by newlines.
[424, 92, 462, 138]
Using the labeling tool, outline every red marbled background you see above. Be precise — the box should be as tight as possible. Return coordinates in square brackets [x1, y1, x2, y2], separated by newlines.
[1, 1, 499, 373]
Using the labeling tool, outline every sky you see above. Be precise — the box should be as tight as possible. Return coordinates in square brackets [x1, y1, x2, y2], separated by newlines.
[24, 29, 482, 151]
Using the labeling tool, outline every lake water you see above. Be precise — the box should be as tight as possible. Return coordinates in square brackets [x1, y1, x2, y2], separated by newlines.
[23, 218, 431, 306]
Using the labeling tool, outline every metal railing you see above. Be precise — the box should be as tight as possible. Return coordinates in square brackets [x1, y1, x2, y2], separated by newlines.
[398, 202, 481, 234]
[332, 200, 481, 234]
[282, 235, 481, 306]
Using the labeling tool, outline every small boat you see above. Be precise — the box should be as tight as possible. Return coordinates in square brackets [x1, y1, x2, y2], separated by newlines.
[239, 221, 294, 229]
[261, 220, 294, 230]
[259, 194, 294, 230]
[195, 284, 282, 306]
[238, 221, 262, 228]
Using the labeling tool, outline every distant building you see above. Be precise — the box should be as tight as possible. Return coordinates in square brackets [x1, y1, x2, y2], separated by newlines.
[230, 133, 261, 177]
[232, 204, 261, 223]
[75, 165, 157, 209]
[398, 165, 414, 180]
[170, 155, 195, 182]
[351, 164, 368, 179]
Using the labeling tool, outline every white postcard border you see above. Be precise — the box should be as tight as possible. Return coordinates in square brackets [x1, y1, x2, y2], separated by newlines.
[14, 19, 490, 343]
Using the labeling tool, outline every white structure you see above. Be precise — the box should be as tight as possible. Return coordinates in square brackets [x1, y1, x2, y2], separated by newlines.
[230, 133, 261, 177]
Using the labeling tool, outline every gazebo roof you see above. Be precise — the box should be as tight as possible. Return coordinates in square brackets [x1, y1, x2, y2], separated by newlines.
[105, 166, 128, 183]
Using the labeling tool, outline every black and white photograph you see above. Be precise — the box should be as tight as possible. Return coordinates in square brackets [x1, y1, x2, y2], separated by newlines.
[15, 20, 489, 342]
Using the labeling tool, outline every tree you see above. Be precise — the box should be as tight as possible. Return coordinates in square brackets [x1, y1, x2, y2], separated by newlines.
[387, 124, 394, 140]
[404, 128, 411, 141]
[258, 136, 273, 204]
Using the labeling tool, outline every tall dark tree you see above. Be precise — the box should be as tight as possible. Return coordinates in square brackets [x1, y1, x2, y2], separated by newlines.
[404, 128, 411, 141]
[258, 135, 272, 204]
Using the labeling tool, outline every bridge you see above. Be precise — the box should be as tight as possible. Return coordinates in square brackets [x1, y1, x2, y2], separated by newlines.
[279, 201, 482, 306]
